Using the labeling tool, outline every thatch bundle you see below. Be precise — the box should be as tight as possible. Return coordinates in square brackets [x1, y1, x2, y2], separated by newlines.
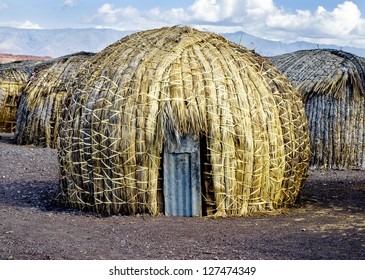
[58, 26, 310, 217]
[0, 60, 53, 132]
[15, 52, 94, 148]
[270, 49, 365, 170]
[0, 66, 29, 132]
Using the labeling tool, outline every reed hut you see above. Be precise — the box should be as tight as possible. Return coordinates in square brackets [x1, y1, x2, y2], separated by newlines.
[270, 49, 365, 170]
[15, 52, 94, 148]
[0, 65, 30, 132]
[58, 26, 310, 217]
[0, 60, 53, 132]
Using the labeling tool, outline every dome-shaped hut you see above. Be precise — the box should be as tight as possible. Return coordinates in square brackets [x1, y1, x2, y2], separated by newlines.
[15, 52, 94, 148]
[58, 26, 310, 217]
[270, 49, 365, 170]
[0, 60, 52, 132]
[0, 64, 31, 132]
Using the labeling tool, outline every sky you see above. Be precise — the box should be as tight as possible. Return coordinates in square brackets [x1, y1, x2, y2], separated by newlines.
[0, 0, 365, 49]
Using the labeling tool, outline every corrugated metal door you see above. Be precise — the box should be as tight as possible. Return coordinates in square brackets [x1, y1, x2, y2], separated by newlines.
[163, 135, 201, 216]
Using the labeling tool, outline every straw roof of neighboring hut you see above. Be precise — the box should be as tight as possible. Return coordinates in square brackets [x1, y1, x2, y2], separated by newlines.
[15, 52, 94, 148]
[0, 66, 29, 132]
[58, 26, 310, 217]
[269, 49, 365, 101]
[269, 49, 365, 169]
[0, 60, 54, 132]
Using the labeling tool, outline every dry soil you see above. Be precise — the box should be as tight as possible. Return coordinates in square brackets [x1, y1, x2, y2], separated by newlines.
[0, 133, 364, 260]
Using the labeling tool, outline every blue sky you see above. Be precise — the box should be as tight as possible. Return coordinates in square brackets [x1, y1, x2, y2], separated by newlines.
[0, 0, 364, 48]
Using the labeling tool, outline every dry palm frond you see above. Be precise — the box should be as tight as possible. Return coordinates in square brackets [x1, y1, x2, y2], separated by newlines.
[58, 26, 310, 216]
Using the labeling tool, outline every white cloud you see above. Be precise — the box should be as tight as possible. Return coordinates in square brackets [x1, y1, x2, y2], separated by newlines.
[188, 0, 275, 22]
[1, 20, 42, 29]
[266, 2, 361, 35]
[0, 2, 8, 10]
[263, 1, 363, 46]
[92, 3, 141, 27]
[63, 0, 76, 7]
[315, 2, 361, 36]
[354, 18, 365, 35]
[188, 0, 221, 22]
[88, 3, 182, 30]
[87, 0, 365, 48]
[19, 20, 41, 29]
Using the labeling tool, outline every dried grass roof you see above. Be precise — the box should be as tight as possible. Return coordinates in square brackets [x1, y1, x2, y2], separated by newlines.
[58, 26, 310, 216]
[0, 58, 67, 132]
[270, 49, 365, 170]
[0, 66, 31, 132]
[269, 49, 365, 101]
[15, 52, 94, 147]
[0, 59, 51, 75]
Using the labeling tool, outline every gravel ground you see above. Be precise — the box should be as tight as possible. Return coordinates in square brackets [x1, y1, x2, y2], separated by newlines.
[0, 132, 364, 260]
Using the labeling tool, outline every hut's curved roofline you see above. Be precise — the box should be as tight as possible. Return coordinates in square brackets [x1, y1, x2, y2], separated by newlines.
[15, 51, 94, 148]
[269, 48, 365, 100]
[58, 26, 310, 216]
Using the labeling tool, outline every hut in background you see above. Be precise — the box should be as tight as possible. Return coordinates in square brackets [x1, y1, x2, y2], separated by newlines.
[270, 49, 365, 170]
[0, 63, 33, 132]
[0, 60, 52, 133]
[58, 26, 310, 217]
[15, 52, 94, 148]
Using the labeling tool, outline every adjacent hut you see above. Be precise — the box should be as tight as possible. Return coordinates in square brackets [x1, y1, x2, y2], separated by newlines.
[0, 64, 31, 132]
[15, 52, 94, 148]
[270, 49, 365, 170]
[0, 60, 52, 132]
[58, 26, 310, 217]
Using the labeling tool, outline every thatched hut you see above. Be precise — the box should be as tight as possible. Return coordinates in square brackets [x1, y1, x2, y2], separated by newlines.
[0, 64, 31, 132]
[58, 26, 310, 217]
[0, 60, 52, 132]
[15, 52, 94, 148]
[270, 49, 365, 170]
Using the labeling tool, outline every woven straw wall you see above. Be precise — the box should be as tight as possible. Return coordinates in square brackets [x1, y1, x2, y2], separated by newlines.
[15, 52, 94, 148]
[0, 69, 28, 132]
[270, 49, 365, 170]
[58, 26, 310, 216]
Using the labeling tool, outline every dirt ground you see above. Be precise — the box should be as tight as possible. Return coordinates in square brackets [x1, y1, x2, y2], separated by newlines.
[0, 132, 364, 260]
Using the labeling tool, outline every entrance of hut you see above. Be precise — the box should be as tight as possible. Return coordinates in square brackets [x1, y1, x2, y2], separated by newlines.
[163, 135, 201, 216]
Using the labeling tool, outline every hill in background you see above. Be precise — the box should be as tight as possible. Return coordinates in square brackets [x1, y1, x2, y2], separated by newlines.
[0, 26, 364, 58]
[0, 52, 52, 63]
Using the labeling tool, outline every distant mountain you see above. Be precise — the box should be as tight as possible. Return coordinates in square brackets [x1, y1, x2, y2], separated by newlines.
[222, 31, 365, 58]
[0, 26, 364, 58]
[0, 27, 134, 58]
[0, 52, 52, 63]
